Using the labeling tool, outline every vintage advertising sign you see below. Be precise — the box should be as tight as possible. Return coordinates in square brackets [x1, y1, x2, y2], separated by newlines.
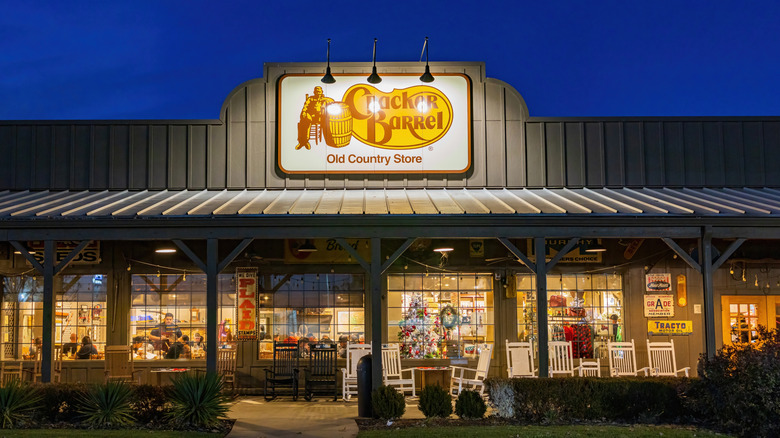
[648, 320, 693, 336]
[277, 74, 471, 174]
[646, 273, 672, 292]
[27, 241, 101, 264]
[284, 239, 371, 264]
[644, 294, 675, 317]
[526, 239, 603, 263]
[235, 268, 258, 340]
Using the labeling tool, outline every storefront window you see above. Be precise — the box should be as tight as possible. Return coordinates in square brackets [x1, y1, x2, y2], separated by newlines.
[517, 273, 624, 360]
[729, 303, 758, 343]
[388, 273, 494, 359]
[131, 274, 234, 359]
[258, 274, 364, 359]
[57, 275, 108, 358]
[1, 276, 42, 360]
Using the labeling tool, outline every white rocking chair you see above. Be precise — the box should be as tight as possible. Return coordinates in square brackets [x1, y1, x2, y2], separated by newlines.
[381, 344, 416, 397]
[646, 339, 690, 377]
[548, 341, 575, 377]
[341, 343, 372, 400]
[506, 340, 537, 378]
[608, 339, 650, 377]
[450, 343, 493, 396]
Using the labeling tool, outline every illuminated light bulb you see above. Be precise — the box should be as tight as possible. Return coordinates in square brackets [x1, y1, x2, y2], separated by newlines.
[416, 101, 428, 113]
[368, 100, 381, 113]
[729, 266, 734, 275]
[754, 275, 759, 287]
[326, 104, 342, 116]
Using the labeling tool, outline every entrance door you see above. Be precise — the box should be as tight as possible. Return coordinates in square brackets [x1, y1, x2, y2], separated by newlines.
[721, 296, 780, 345]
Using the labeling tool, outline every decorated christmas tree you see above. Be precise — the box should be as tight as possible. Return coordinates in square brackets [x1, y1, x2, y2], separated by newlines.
[397, 294, 445, 358]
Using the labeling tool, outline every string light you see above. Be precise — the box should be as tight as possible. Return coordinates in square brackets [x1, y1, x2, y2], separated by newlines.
[754, 275, 759, 287]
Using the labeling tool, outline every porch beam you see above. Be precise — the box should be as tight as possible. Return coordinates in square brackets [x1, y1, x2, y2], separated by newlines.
[380, 238, 415, 275]
[53, 240, 91, 275]
[206, 239, 218, 373]
[545, 238, 580, 271]
[370, 238, 383, 390]
[42, 241, 54, 383]
[534, 237, 549, 378]
[497, 237, 536, 271]
[661, 238, 701, 273]
[335, 238, 370, 272]
[712, 238, 746, 271]
[9, 241, 43, 272]
[172, 240, 207, 272]
[217, 238, 254, 273]
[701, 228, 717, 359]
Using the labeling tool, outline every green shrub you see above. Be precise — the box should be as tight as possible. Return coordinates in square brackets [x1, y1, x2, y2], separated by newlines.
[0, 379, 42, 428]
[418, 385, 452, 418]
[166, 372, 230, 429]
[686, 326, 780, 437]
[371, 385, 405, 420]
[486, 378, 514, 418]
[130, 384, 171, 424]
[455, 390, 486, 419]
[77, 381, 134, 427]
[32, 382, 86, 424]
[486, 377, 688, 424]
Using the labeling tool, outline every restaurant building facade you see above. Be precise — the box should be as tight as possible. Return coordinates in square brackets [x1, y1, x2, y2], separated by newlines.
[1, 61, 780, 389]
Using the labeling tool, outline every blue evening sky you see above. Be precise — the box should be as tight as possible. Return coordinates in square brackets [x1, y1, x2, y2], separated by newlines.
[1, 1, 779, 120]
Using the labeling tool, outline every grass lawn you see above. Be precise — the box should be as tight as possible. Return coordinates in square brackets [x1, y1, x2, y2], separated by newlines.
[0, 431, 222, 438]
[357, 424, 730, 437]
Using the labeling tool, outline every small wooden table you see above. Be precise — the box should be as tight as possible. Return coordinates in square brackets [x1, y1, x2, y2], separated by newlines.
[416, 366, 451, 390]
[150, 367, 189, 385]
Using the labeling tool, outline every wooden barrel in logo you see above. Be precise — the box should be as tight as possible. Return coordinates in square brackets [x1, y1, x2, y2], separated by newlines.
[323, 103, 352, 148]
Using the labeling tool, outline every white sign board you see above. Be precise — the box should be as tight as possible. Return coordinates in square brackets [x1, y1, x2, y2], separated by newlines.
[645, 273, 672, 292]
[644, 294, 675, 317]
[277, 74, 471, 174]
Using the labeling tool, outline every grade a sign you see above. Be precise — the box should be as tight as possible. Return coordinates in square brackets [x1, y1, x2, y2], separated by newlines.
[648, 320, 693, 336]
[277, 74, 471, 174]
[235, 269, 258, 340]
[646, 273, 672, 292]
[644, 294, 675, 317]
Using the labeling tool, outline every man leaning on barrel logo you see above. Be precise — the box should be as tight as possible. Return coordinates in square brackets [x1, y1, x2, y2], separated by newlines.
[296, 86, 335, 150]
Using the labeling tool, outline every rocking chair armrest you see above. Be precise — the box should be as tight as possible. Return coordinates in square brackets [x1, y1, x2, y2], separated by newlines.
[451, 366, 478, 378]
[637, 366, 651, 376]
[677, 367, 691, 377]
[399, 367, 416, 378]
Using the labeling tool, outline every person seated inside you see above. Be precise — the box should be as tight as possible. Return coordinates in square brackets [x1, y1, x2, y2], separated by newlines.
[149, 312, 182, 352]
[257, 325, 267, 341]
[62, 333, 79, 357]
[298, 337, 312, 358]
[26, 337, 42, 360]
[192, 332, 205, 349]
[76, 336, 98, 359]
[166, 335, 191, 359]
[337, 335, 349, 358]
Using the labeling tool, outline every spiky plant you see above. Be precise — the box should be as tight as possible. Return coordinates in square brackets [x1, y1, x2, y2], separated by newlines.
[166, 372, 230, 429]
[77, 381, 134, 427]
[0, 379, 42, 428]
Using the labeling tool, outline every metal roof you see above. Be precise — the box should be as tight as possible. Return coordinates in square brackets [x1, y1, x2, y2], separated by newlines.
[1, 187, 780, 219]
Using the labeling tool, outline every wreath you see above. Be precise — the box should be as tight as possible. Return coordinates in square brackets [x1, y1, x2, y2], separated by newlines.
[440, 305, 458, 329]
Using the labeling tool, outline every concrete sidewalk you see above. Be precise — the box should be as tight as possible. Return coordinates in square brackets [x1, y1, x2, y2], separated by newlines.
[227, 397, 424, 438]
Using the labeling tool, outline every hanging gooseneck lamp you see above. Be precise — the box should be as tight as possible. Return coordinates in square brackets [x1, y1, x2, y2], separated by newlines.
[367, 38, 382, 84]
[321, 38, 336, 84]
[420, 36, 434, 83]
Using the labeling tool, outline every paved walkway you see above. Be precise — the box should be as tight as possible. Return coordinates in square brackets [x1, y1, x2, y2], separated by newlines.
[227, 397, 424, 438]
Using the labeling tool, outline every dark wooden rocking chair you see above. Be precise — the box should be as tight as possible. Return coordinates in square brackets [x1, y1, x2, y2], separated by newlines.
[264, 342, 300, 401]
[304, 343, 338, 401]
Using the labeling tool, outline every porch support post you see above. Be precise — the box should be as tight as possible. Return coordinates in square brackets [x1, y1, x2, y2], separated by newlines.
[534, 237, 549, 377]
[701, 228, 716, 359]
[370, 238, 383, 390]
[206, 239, 218, 374]
[42, 240, 54, 383]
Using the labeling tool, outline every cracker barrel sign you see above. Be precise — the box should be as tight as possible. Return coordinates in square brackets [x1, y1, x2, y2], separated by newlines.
[235, 268, 258, 340]
[277, 74, 471, 173]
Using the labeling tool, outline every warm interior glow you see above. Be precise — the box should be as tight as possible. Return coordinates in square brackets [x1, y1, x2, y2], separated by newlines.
[155, 248, 177, 254]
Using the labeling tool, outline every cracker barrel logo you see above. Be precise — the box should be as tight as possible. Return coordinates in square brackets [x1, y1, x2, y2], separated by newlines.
[295, 84, 452, 151]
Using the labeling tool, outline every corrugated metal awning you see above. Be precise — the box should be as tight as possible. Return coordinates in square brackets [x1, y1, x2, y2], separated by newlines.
[1, 187, 780, 219]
